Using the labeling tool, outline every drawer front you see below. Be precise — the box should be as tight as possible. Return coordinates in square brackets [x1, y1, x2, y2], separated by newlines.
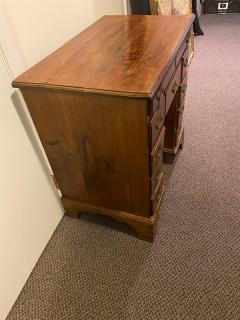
[162, 32, 190, 93]
[176, 106, 184, 131]
[165, 62, 182, 115]
[182, 47, 189, 80]
[180, 73, 188, 104]
[174, 102, 184, 145]
[152, 87, 164, 115]
[151, 126, 165, 173]
[151, 172, 164, 215]
[176, 41, 187, 67]
[150, 160, 163, 196]
[162, 60, 176, 92]
[150, 102, 165, 147]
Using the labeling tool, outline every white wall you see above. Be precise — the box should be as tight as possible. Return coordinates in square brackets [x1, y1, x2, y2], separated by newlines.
[3, 0, 125, 68]
[0, 50, 64, 320]
[0, 1, 124, 319]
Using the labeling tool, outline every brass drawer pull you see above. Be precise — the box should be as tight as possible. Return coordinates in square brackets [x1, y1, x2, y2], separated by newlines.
[174, 128, 181, 134]
[176, 105, 181, 112]
[171, 80, 178, 94]
[156, 146, 163, 157]
[154, 117, 163, 130]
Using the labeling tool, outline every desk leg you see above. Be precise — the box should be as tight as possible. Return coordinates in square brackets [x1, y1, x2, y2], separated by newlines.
[62, 196, 158, 242]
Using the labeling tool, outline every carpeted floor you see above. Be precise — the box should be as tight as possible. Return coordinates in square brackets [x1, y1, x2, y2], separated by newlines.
[7, 15, 240, 320]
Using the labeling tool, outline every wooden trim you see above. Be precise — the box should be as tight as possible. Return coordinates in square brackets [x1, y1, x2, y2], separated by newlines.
[61, 195, 164, 242]
[12, 81, 151, 99]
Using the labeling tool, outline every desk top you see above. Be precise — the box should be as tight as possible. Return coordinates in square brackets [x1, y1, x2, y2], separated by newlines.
[12, 15, 194, 98]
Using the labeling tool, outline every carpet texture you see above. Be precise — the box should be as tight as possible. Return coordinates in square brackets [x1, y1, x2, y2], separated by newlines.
[7, 15, 240, 320]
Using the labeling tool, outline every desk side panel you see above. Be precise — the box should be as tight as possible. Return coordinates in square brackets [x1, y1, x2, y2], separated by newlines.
[21, 88, 151, 217]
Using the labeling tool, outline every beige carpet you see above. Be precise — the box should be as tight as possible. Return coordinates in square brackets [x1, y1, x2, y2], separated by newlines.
[7, 15, 240, 320]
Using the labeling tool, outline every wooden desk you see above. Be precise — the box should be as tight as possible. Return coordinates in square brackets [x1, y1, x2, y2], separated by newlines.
[13, 15, 194, 241]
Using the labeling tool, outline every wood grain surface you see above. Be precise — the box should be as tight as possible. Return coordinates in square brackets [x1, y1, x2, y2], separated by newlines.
[13, 15, 194, 97]
[21, 87, 151, 217]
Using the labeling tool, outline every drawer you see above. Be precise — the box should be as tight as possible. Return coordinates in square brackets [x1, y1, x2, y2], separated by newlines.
[182, 47, 189, 80]
[176, 40, 187, 67]
[180, 73, 188, 104]
[176, 103, 184, 130]
[151, 126, 165, 173]
[162, 60, 176, 92]
[150, 103, 165, 146]
[151, 172, 164, 215]
[174, 102, 185, 145]
[151, 87, 165, 115]
[165, 61, 182, 115]
[150, 160, 163, 196]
